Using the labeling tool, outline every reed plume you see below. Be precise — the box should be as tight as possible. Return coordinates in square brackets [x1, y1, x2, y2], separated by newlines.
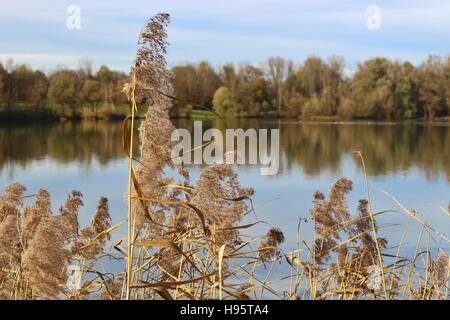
[99, 279, 121, 300]
[181, 164, 254, 245]
[258, 227, 285, 262]
[0, 215, 19, 299]
[21, 189, 52, 245]
[58, 190, 83, 238]
[429, 252, 448, 288]
[310, 178, 353, 265]
[22, 215, 71, 299]
[0, 182, 26, 222]
[0, 183, 111, 299]
[73, 197, 111, 259]
[307, 178, 390, 297]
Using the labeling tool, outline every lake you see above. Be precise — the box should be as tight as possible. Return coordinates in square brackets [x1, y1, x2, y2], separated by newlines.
[1, 119, 449, 254]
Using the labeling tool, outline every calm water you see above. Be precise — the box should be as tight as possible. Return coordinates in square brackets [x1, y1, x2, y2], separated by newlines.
[1, 119, 449, 253]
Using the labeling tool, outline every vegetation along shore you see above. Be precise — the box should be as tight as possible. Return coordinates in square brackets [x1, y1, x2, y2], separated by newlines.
[2, 51, 450, 122]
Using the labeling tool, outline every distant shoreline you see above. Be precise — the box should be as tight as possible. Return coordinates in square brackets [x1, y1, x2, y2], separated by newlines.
[1, 108, 449, 124]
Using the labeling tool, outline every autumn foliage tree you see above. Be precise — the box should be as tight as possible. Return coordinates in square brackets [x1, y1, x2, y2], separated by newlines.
[2, 54, 450, 120]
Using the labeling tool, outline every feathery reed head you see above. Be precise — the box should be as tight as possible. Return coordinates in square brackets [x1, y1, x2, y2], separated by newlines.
[258, 227, 285, 262]
[74, 196, 111, 259]
[22, 189, 51, 245]
[124, 12, 172, 103]
[0, 182, 26, 221]
[58, 190, 83, 238]
[22, 216, 70, 299]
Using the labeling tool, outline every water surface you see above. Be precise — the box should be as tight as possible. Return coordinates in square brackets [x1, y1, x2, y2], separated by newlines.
[1, 119, 449, 252]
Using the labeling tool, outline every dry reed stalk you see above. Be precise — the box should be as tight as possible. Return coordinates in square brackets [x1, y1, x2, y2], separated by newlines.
[353, 151, 388, 299]
[125, 72, 137, 300]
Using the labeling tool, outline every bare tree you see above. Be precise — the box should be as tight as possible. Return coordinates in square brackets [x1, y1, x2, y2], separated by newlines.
[267, 57, 286, 113]
[77, 56, 93, 81]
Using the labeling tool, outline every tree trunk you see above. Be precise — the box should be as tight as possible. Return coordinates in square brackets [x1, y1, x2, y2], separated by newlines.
[278, 86, 282, 114]
[6, 75, 13, 111]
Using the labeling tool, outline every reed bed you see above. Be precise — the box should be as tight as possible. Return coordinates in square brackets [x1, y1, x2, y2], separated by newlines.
[0, 12, 448, 300]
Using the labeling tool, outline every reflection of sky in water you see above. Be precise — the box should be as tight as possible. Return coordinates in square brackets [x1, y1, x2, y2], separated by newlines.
[0, 122, 450, 271]
[1, 148, 448, 257]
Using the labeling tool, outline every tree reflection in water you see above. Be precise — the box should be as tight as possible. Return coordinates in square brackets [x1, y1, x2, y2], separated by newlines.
[0, 120, 449, 182]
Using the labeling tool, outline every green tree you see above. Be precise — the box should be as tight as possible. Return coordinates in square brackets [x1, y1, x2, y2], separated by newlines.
[351, 57, 397, 119]
[81, 79, 102, 112]
[235, 64, 270, 117]
[9, 64, 35, 108]
[296, 56, 345, 118]
[297, 56, 326, 98]
[417, 55, 447, 120]
[47, 69, 80, 117]
[213, 86, 240, 118]
[393, 61, 419, 118]
[27, 70, 48, 108]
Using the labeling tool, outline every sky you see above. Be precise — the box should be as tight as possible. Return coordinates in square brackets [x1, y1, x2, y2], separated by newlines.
[1, 0, 450, 72]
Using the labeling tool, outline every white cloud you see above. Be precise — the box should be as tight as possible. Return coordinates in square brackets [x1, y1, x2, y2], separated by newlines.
[1, 0, 449, 70]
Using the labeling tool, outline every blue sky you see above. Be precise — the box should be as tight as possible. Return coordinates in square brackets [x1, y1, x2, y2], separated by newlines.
[1, 0, 450, 72]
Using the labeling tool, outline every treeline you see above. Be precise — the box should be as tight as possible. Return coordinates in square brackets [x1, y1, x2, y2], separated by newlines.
[1, 55, 450, 120]
[0, 58, 128, 119]
[172, 55, 450, 120]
